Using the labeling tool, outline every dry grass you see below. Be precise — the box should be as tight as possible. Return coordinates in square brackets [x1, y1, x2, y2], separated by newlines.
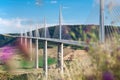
[0, 40, 120, 80]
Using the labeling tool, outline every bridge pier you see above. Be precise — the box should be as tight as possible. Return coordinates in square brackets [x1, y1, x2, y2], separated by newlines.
[29, 31, 33, 61]
[35, 39, 39, 69]
[35, 27, 39, 69]
[30, 38, 32, 61]
[57, 43, 64, 74]
[20, 31, 23, 45]
[25, 31, 27, 47]
[43, 40, 48, 77]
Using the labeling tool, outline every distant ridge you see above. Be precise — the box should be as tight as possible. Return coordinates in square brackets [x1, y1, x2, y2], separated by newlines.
[0, 24, 119, 47]
[0, 34, 17, 47]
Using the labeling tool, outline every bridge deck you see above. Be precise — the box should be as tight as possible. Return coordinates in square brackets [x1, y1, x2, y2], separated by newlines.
[2, 34, 95, 47]
[27, 37, 95, 47]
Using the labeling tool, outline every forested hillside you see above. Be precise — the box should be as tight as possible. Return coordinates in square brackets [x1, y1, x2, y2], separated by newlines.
[1, 25, 119, 47]
[0, 34, 17, 47]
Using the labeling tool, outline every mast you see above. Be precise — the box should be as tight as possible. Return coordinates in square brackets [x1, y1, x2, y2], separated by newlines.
[99, 0, 105, 43]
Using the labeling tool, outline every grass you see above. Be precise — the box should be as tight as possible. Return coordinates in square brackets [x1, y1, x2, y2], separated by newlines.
[20, 60, 34, 69]
[39, 56, 57, 68]
[20, 56, 56, 69]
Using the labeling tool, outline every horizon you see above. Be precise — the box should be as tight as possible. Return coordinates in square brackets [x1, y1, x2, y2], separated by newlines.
[2, 24, 120, 35]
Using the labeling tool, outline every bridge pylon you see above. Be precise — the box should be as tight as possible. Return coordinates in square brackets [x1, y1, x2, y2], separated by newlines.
[59, 5, 62, 40]
[99, 0, 105, 43]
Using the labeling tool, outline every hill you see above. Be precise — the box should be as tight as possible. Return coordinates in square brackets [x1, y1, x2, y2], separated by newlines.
[0, 24, 119, 47]
[0, 34, 17, 47]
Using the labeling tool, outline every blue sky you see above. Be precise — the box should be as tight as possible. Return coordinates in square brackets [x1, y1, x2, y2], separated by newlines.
[0, 0, 120, 33]
[0, 0, 94, 21]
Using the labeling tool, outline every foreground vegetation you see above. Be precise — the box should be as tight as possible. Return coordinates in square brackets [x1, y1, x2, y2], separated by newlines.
[46, 40, 120, 80]
[0, 40, 120, 80]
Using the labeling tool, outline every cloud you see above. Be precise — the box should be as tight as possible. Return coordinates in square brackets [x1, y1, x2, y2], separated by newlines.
[50, 0, 57, 4]
[0, 18, 43, 33]
[63, 6, 69, 9]
[0, 18, 50, 33]
[35, 0, 42, 6]
[0, 18, 26, 33]
[94, 0, 120, 6]
[0, 18, 27, 28]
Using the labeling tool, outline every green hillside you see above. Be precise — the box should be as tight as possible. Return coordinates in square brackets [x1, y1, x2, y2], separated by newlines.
[0, 25, 119, 47]
[0, 34, 17, 47]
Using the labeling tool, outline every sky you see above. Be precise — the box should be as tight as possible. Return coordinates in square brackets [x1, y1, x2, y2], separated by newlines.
[0, 0, 120, 33]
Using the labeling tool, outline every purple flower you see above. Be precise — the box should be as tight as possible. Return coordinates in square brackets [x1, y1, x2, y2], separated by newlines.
[102, 71, 114, 80]
[0, 46, 14, 62]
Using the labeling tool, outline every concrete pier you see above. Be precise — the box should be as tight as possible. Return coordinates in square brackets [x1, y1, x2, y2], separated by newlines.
[35, 27, 39, 69]
[29, 29, 33, 61]
[43, 40, 48, 77]
[58, 43, 64, 74]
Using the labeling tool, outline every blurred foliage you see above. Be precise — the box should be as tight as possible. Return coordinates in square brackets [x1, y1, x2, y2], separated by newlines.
[0, 72, 13, 80]
[88, 40, 120, 80]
